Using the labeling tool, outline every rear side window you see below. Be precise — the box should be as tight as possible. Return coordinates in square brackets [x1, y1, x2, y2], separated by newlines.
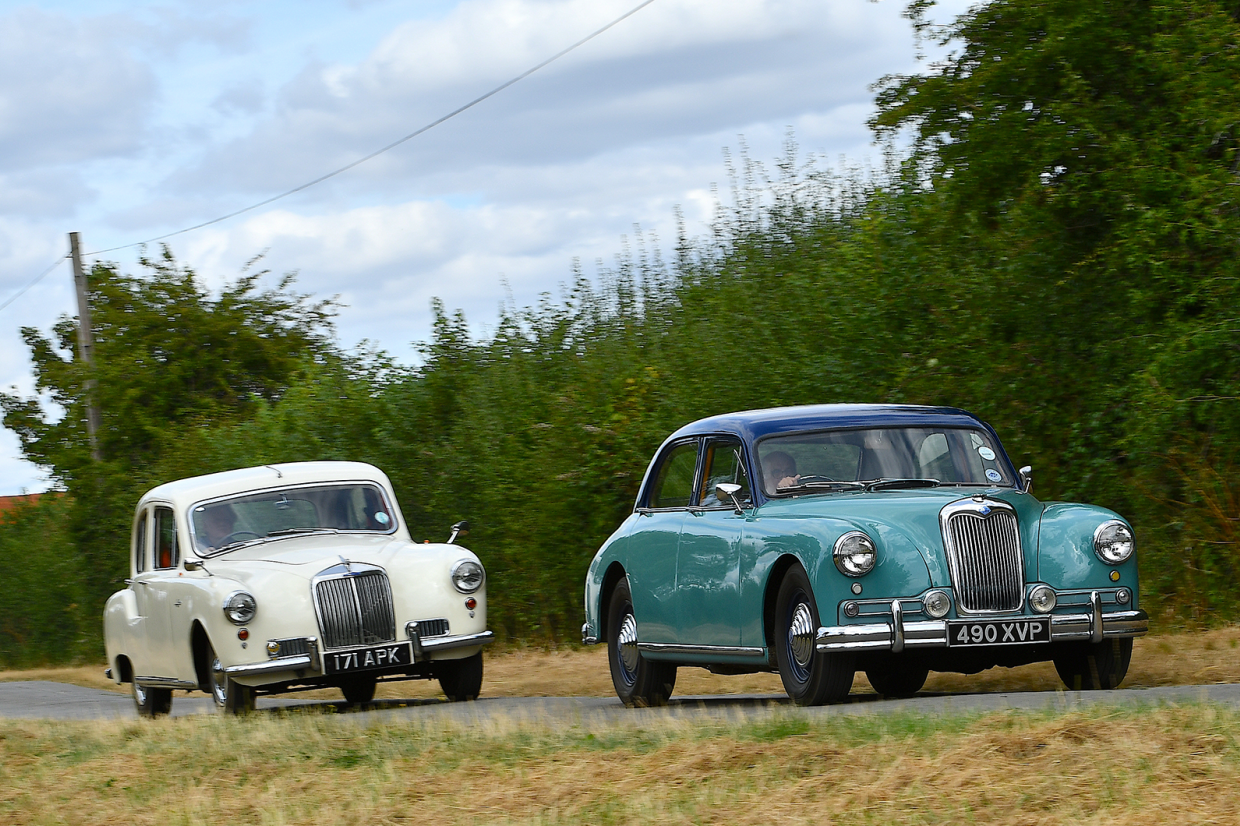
[134, 511, 148, 573]
[647, 441, 699, 509]
[154, 507, 178, 570]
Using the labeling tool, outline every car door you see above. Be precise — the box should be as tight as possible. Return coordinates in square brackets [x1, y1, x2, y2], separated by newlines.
[625, 439, 700, 645]
[676, 437, 751, 647]
[131, 505, 178, 679]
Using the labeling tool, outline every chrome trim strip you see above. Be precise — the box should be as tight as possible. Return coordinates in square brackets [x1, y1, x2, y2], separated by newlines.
[419, 630, 495, 653]
[224, 655, 313, 677]
[635, 642, 767, 658]
[816, 609, 1148, 653]
[133, 676, 199, 689]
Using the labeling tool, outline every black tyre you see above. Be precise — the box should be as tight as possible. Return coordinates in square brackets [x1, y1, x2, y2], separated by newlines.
[132, 681, 173, 717]
[1053, 638, 1133, 690]
[774, 566, 854, 706]
[607, 577, 676, 707]
[207, 641, 257, 714]
[340, 675, 378, 705]
[865, 662, 929, 698]
[438, 651, 484, 701]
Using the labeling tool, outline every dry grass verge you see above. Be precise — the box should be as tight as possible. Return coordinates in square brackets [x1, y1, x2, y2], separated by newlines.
[0, 703, 1237, 824]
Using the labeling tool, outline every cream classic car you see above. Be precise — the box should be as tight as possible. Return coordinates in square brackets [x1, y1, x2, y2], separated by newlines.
[104, 461, 492, 715]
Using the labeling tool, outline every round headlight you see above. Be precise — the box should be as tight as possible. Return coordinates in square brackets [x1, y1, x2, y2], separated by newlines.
[923, 589, 952, 619]
[1029, 584, 1057, 613]
[833, 531, 877, 577]
[223, 592, 256, 625]
[450, 559, 484, 594]
[1094, 521, 1135, 564]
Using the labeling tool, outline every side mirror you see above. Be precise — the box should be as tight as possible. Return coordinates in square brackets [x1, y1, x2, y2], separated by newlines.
[715, 483, 746, 514]
[447, 520, 471, 544]
[184, 559, 204, 572]
[1018, 465, 1033, 494]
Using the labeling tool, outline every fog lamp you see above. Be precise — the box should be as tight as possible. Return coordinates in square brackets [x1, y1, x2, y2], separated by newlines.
[1116, 588, 1130, 604]
[843, 601, 860, 618]
[267, 640, 281, 656]
[1029, 584, 1057, 614]
[923, 590, 951, 619]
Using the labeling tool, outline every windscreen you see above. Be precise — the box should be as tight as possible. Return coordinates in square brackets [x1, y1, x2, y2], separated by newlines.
[757, 427, 1012, 496]
[191, 483, 396, 554]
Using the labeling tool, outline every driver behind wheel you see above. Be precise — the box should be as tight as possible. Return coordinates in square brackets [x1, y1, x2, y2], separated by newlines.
[199, 504, 240, 549]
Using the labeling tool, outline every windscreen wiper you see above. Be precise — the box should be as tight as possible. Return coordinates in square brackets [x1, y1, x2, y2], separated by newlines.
[861, 478, 942, 491]
[776, 479, 866, 493]
[265, 527, 339, 537]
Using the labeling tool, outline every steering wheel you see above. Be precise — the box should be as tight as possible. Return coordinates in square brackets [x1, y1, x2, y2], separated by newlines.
[221, 530, 262, 544]
[795, 474, 837, 483]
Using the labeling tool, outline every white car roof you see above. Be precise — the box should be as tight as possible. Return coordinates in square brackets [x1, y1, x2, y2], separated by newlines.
[138, 461, 397, 511]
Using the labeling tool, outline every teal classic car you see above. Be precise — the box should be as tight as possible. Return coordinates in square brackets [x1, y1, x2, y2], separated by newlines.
[581, 404, 1148, 706]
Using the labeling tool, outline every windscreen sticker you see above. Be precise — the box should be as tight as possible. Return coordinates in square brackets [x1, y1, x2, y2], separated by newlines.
[375, 512, 391, 525]
[978, 446, 996, 461]
[985, 468, 1002, 482]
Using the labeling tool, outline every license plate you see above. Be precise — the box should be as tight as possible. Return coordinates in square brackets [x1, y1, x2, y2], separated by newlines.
[947, 618, 1050, 647]
[323, 642, 413, 674]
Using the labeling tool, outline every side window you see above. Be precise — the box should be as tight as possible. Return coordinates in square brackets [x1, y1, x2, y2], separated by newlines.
[647, 441, 699, 509]
[134, 511, 148, 573]
[154, 507, 178, 570]
[699, 439, 751, 506]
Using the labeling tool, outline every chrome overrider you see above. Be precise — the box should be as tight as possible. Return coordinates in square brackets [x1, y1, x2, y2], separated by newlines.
[816, 590, 1149, 653]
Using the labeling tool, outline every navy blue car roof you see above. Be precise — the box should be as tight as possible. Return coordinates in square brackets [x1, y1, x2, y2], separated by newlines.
[667, 404, 991, 443]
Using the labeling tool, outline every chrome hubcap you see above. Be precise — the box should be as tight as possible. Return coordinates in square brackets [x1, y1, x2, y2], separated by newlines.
[788, 600, 815, 670]
[617, 611, 640, 679]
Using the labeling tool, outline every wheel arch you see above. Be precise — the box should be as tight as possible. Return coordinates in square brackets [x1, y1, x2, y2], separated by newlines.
[762, 554, 808, 651]
[597, 562, 629, 644]
[191, 621, 212, 692]
[113, 655, 134, 684]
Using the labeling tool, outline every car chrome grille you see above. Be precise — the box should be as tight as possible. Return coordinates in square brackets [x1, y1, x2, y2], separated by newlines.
[943, 507, 1023, 613]
[314, 571, 397, 649]
[411, 618, 449, 637]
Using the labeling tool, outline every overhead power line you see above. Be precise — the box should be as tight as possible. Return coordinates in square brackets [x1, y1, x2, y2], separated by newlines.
[0, 253, 68, 315]
[86, 0, 659, 257]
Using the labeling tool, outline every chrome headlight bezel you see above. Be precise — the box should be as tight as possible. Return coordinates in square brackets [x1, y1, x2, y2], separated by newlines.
[833, 531, 877, 577]
[923, 589, 952, 619]
[223, 591, 257, 625]
[1093, 520, 1135, 565]
[450, 559, 485, 594]
[1028, 584, 1057, 614]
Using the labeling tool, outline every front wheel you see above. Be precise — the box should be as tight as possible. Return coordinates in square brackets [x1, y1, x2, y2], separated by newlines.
[606, 577, 676, 707]
[774, 566, 854, 706]
[437, 652, 484, 701]
[208, 642, 256, 714]
[1053, 638, 1132, 690]
[132, 681, 172, 717]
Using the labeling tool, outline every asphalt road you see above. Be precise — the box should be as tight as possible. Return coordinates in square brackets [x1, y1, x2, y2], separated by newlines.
[2, 681, 1239, 724]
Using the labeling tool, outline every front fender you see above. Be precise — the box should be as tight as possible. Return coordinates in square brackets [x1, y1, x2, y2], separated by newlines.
[1037, 503, 1138, 601]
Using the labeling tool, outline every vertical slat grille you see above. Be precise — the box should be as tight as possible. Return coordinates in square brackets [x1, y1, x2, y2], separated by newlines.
[315, 571, 396, 648]
[946, 510, 1023, 612]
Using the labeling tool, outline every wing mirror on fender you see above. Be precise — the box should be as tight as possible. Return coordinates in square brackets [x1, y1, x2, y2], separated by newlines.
[715, 483, 747, 514]
[447, 521, 471, 544]
[1019, 465, 1033, 493]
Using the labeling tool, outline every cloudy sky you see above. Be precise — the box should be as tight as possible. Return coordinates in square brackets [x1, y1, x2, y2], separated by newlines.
[0, 0, 970, 494]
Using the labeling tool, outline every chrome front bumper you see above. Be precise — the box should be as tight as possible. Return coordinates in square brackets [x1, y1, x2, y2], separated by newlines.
[817, 592, 1148, 654]
[224, 630, 495, 677]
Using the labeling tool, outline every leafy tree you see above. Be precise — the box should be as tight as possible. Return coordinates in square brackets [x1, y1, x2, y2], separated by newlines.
[1, 248, 336, 603]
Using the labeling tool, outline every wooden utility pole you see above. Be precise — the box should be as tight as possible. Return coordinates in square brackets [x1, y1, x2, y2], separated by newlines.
[69, 232, 102, 462]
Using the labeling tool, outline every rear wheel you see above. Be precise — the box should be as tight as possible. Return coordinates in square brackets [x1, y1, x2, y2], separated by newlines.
[774, 566, 854, 706]
[607, 578, 676, 707]
[208, 642, 256, 714]
[132, 681, 172, 717]
[340, 675, 378, 705]
[865, 662, 929, 698]
[1053, 638, 1132, 690]
[438, 652, 484, 701]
